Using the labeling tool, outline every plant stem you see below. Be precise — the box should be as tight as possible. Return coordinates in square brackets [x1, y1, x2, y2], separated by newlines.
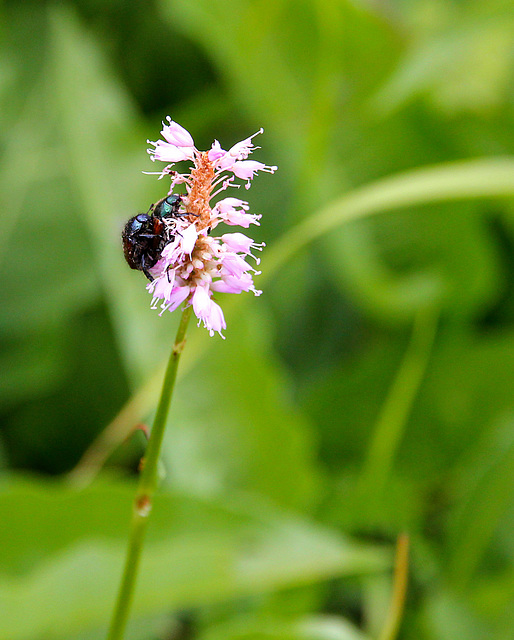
[107, 305, 192, 640]
[378, 533, 409, 640]
[357, 305, 439, 504]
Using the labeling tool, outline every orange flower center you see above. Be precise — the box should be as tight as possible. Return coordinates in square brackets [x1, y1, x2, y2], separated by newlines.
[186, 152, 216, 231]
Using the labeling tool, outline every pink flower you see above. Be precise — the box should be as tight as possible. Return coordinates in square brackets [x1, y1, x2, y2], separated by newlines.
[213, 198, 261, 228]
[161, 118, 195, 147]
[208, 140, 225, 162]
[179, 224, 198, 255]
[211, 272, 259, 295]
[206, 129, 277, 183]
[142, 119, 276, 337]
[221, 232, 258, 255]
[231, 160, 276, 187]
[215, 198, 250, 214]
[219, 254, 253, 279]
[147, 118, 195, 163]
[147, 141, 194, 163]
[147, 269, 176, 301]
[213, 129, 263, 169]
[163, 284, 191, 314]
[192, 283, 227, 337]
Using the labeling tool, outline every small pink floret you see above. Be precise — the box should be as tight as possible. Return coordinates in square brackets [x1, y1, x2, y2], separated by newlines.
[214, 198, 260, 228]
[221, 232, 254, 254]
[149, 141, 194, 163]
[204, 299, 226, 337]
[225, 129, 263, 160]
[211, 272, 254, 294]
[180, 224, 199, 255]
[221, 254, 253, 278]
[208, 140, 225, 162]
[161, 118, 195, 147]
[192, 283, 227, 337]
[165, 285, 191, 313]
[231, 160, 266, 180]
[215, 197, 250, 214]
[148, 270, 176, 302]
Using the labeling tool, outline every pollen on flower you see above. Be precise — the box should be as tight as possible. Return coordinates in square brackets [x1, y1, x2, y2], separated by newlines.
[143, 119, 276, 337]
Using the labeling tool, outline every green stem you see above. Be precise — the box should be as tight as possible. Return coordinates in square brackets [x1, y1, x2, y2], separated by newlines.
[107, 305, 192, 640]
[378, 534, 409, 640]
[358, 305, 439, 505]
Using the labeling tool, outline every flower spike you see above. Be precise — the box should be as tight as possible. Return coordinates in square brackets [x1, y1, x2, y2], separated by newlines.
[142, 119, 276, 337]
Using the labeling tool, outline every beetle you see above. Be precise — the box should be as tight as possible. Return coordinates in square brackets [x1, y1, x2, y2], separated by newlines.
[122, 194, 184, 281]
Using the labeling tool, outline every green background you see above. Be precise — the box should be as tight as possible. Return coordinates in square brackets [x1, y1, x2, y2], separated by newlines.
[2, 0, 514, 638]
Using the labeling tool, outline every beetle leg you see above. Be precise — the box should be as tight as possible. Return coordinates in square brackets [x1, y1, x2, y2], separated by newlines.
[141, 254, 154, 282]
[174, 212, 200, 218]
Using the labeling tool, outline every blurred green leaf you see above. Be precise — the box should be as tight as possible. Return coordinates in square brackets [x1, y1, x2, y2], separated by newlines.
[324, 203, 501, 322]
[163, 0, 402, 206]
[162, 0, 308, 144]
[198, 613, 370, 640]
[46, 5, 176, 379]
[264, 157, 514, 287]
[0, 327, 68, 409]
[0, 7, 137, 471]
[163, 308, 319, 510]
[422, 590, 489, 640]
[406, 328, 514, 478]
[446, 414, 514, 587]
[0, 75, 98, 336]
[372, 18, 514, 116]
[0, 477, 388, 639]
